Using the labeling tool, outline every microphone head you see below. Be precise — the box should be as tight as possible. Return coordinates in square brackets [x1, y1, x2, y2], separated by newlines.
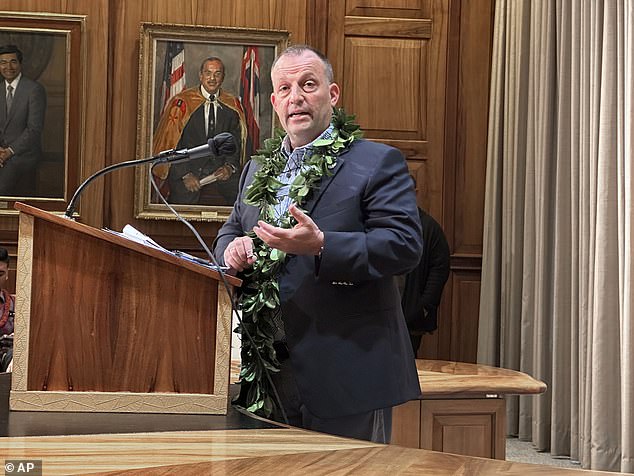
[209, 132, 237, 156]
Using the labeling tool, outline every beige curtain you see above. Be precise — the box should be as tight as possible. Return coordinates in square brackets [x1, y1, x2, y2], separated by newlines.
[478, 0, 633, 472]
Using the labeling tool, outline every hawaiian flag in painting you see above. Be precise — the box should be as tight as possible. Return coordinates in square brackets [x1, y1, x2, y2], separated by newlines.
[239, 46, 260, 160]
[160, 41, 186, 112]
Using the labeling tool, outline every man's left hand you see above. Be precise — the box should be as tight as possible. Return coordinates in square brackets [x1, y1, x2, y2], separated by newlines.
[182, 172, 201, 192]
[212, 164, 234, 182]
[253, 204, 324, 256]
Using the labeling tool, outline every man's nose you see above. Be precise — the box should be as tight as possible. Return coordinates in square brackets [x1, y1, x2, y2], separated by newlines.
[289, 85, 304, 103]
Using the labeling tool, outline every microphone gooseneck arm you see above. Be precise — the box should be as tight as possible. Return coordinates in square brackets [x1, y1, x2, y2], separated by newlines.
[63, 133, 235, 219]
[64, 151, 180, 219]
[66, 156, 154, 219]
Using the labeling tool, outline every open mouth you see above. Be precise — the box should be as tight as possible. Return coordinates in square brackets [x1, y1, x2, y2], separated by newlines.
[288, 112, 309, 120]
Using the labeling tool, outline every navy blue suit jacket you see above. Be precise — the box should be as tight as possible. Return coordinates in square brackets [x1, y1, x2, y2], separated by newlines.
[214, 138, 423, 418]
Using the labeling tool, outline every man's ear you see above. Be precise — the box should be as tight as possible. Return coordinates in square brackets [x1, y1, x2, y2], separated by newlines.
[329, 82, 340, 106]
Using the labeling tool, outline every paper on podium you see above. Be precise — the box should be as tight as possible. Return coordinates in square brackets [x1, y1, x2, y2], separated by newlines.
[103, 224, 169, 253]
[122, 224, 167, 250]
[103, 225, 228, 272]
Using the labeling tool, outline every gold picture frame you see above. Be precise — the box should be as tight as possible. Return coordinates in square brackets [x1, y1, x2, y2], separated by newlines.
[134, 23, 289, 222]
[0, 12, 85, 215]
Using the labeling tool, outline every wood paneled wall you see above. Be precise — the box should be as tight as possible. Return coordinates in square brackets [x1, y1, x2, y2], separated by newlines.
[436, 0, 494, 362]
[0, 0, 493, 362]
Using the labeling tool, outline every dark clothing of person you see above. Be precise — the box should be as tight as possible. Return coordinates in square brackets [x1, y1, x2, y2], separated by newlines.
[398, 208, 450, 354]
[167, 98, 242, 205]
[270, 350, 392, 443]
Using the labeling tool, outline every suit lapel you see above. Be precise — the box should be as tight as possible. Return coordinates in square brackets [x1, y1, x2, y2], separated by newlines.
[305, 146, 352, 215]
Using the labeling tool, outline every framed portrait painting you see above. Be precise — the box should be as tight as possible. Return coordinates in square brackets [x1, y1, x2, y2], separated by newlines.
[134, 23, 289, 221]
[0, 12, 84, 215]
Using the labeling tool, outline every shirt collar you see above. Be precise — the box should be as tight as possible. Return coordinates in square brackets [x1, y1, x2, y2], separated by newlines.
[281, 124, 335, 156]
[5, 73, 21, 91]
[200, 86, 218, 102]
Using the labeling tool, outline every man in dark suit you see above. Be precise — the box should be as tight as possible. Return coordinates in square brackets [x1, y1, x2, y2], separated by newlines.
[0, 44, 47, 197]
[153, 56, 245, 205]
[213, 45, 422, 443]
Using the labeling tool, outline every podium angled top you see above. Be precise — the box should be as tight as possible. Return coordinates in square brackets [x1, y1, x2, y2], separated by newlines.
[14, 202, 241, 288]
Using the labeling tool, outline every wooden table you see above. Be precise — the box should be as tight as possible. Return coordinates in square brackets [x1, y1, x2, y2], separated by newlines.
[4, 372, 631, 475]
[2, 428, 627, 475]
[391, 359, 547, 459]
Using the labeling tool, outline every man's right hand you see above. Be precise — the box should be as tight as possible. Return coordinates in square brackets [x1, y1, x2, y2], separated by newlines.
[224, 236, 256, 271]
[182, 172, 201, 192]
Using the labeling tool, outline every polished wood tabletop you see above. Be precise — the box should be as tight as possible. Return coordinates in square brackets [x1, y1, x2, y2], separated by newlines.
[417, 359, 547, 396]
[1, 371, 629, 475]
[234, 358, 548, 397]
[0, 428, 627, 475]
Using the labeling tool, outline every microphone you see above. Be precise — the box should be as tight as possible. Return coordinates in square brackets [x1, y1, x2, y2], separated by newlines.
[154, 132, 236, 164]
[64, 132, 237, 218]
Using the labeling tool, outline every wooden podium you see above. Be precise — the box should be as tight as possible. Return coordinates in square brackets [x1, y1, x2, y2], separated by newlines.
[9, 203, 241, 414]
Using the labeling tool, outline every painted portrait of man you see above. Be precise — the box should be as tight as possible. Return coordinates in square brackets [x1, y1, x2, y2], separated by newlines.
[149, 41, 275, 208]
[0, 33, 67, 200]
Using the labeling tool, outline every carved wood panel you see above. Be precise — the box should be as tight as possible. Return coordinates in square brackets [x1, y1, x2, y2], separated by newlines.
[392, 397, 506, 459]
[328, 0, 446, 220]
[342, 38, 426, 140]
[447, 270, 482, 362]
[422, 398, 506, 459]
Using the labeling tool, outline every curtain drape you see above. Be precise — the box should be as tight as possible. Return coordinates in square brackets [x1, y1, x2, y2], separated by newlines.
[478, 0, 633, 471]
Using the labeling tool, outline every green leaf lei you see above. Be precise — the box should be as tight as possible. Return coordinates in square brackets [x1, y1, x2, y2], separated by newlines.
[234, 107, 362, 417]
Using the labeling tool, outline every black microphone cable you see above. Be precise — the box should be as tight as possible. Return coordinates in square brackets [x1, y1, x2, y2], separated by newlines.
[148, 165, 290, 426]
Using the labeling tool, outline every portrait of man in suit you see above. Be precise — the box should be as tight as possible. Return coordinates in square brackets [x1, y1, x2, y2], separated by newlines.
[152, 56, 246, 206]
[135, 30, 285, 221]
[0, 44, 47, 197]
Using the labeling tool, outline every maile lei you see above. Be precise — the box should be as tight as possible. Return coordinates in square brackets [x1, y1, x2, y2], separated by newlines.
[234, 108, 362, 417]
